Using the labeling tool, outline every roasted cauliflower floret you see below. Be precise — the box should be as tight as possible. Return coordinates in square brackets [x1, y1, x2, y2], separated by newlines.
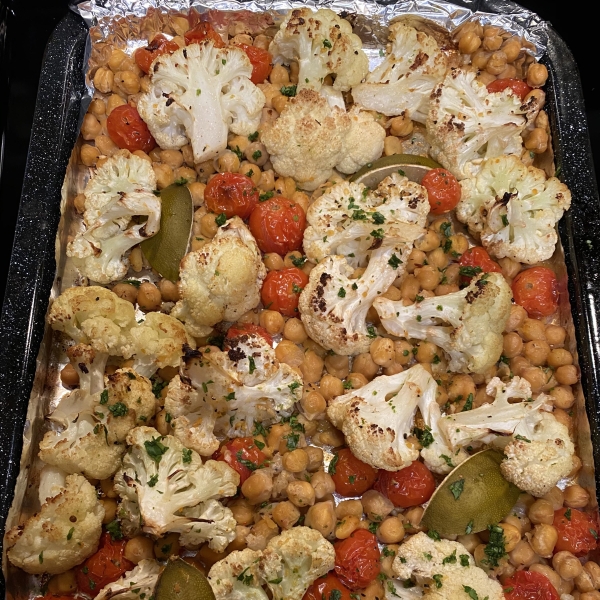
[137, 42, 265, 163]
[456, 155, 572, 264]
[5, 473, 104, 575]
[208, 549, 268, 600]
[67, 152, 161, 284]
[352, 22, 448, 122]
[261, 89, 384, 191]
[171, 217, 266, 337]
[269, 8, 368, 93]
[95, 560, 162, 600]
[426, 68, 541, 179]
[374, 272, 512, 373]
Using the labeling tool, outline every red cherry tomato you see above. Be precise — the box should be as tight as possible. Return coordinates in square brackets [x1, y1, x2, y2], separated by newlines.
[512, 266, 559, 318]
[303, 573, 353, 600]
[375, 461, 436, 508]
[553, 507, 599, 556]
[330, 448, 378, 497]
[249, 197, 306, 255]
[76, 533, 133, 597]
[487, 78, 532, 101]
[106, 105, 156, 153]
[226, 323, 273, 346]
[184, 22, 225, 48]
[261, 268, 308, 317]
[502, 570, 560, 600]
[214, 437, 268, 485]
[421, 168, 461, 215]
[334, 529, 381, 590]
[458, 246, 502, 284]
[204, 172, 259, 220]
[134, 34, 180, 74]
[235, 43, 272, 84]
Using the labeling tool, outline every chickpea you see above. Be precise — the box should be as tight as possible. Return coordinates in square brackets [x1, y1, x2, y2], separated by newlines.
[153, 162, 175, 189]
[283, 448, 309, 473]
[442, 263, 460, 285]
[60, 363, 79, 387]
[448, 374, 476, 402]
[528, 499, 555, 525]
[323, 354, 349, 380]
[501, 37, 522, 63]
[547, 348, 572, 369]
[377, 516, 405, 544]
[283, 318, 307, 343]
[156, 279, 179, 303]
[523, 339, 551, 366]
[486, 50, 508, 75]
[196, 160, 216, 182]
[527, 62, 549, 87]
[509, 540, 538, 568]
[300, 390, 327, 420]
[543, 486, 565, 510]
[368, 337, 394, 368]
[483, 31, 503, 53]
[525, 128, 549, 154]
[556, 365, 579, 385]
[114, 70, 140, 95]
[459, 30, 482, 53]
[564, 485, 590, 509]
[154, 533, 180, 560]
[497, 522, 521, 553]
[154, 409, 170, 435]
[304, 446, 323, 472]
[198, 212, 219, 239]
[80, 144, 100, 166]
[415, 229, 441, 253]
[341, 374, 366, 393]
[497, 64, 518, 80]
[584, 561, 600, 589]
[581, 593, 600, 600]
[124, 535, 154, 564]
[230, 499, 254, 526]
[415, 341, 439, 364]
[320, 374, 344, 401]
[576, 569, 597, 594]
[311, 471, 335, 500]
[263, 252, 284, 271]
[531, 523, 558, 557]
[403, 506, 424, 532]
[384, 135, 402, 156]
[286, 480, 315, 507]
[275, 339, 304, 367]
[259, 310, 285, 335]
[545, 324, 566, 347]
[247, 518, 279, 551]
[505, 304, 528, 333]
[176, 169, 198, 186]
[270, 64, 290, 85]
[407, 249, 426, 273]
[100, 497, 118, 523]
[93, 67, 114, 93]
[81, 113, 102, 141]
[380, 544, 399, 577]
[503, 332, 523, 358]
[554, 407, 574, 432]
[457, 534, 482, 553]
[314, 420, 345, 447]
[400, 274, 420, 301]
[239, 161, 261, 185]
[242, 470, 273, 505]
[89, 98, 106, 117]
[137, 282, 162, 311]
[510, 356, 531, 377]
[389, 113, 414, 137]
[245, 142, 269, 167]
[519, 318, 547, 342]
[553, 551, 583, 580]
[47, 571, 77, 594]
[415, 265, 442, 290]
[358, 490, 391, 522]
[529, 564, 562, 592]
[306, 501, 336, 538]
[428, 247, 449, 270]
[272, 501, 301, 529]
[336, 515, 361, 539]
[267, 423, 291, 450]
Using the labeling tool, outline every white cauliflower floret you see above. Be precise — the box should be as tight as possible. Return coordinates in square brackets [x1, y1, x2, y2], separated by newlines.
[38, 464, 67, 505]
[374, 272, 512, 373]
[303, 173, 428, 267]
[328, 364, 436, 470]
[261, 89, 384, 190]
[208, 549, 268, 600]
[95, 560, 162, 600]
[456, 155, 572, 264]
[67, 152, 161, 284]
[39, 368, 156, 480]
[392, 532, 503, 600]
[352, 22, 448, 122]
[5, 473, 104, 575]
[260, 527, 335, 600]
[501, 410, 575, 497]
[137, 42, 265, 163]
[114, 426, 239, 551]
[171, 217, 266, 337]
[120, 312, 195, 377]
[427, 68, 541, 179]
[269, 8, 368, 93]
[440, 376, 551, 449]
[179, 331, 302, 438]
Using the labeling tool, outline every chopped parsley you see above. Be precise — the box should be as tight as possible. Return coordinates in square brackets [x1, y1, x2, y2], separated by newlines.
[515, 434, 531, 443]
[236, 450, 258, 472]
[252, 150, 262, 161]
[285, 432, 300, 451]
[288, 381, 301, 393]
[148, 474, 159, 487]
[231, 145, 244, 161]
[174, 177, 188, 185]
[463, 586, 487, 600]
[459, 266, 483, 278]
[367, 326, 377, 339]
[372, 212, 385, 224]
[280, 85, 297, 97]
[248, 131, 259, 142]
[388, 253, 402, 269]
[254, 439, 265, 450]
[370, 228, 384, 239]
[38, 551, 43, 564]
[215, 212, 227, 227]
[100, 389, 109, 405]
[343, 380, 354, 389]
[236, 567, 254, 586]
[108, 402, 128, 417]
[328, 453, 339, 474]
[254, 423, 268, 436]
[259, 190, 274, 202]
[291, 255, 307, 267]
[483, 524, 507, 567]
[462, 393, 474, 412]
[368, 521, 378, 534]
[501, 214, 509, 227]
[268, 577, 283, 584]
[565, 508, 572, 520]
[449, 478, 465, 500]
[249, 356, 256, 374]
[106, 520, 123, 540]
[465, 520, 474, 535]
[427, 530, 441, 541]
[67, 527, 75, 541]
[432, 574, 443, 589]
[414, 426, 434, 448]
[323, 39, 332, 48]
[460, 554, 470, 567]
[440, 222, 452, 238]
[151, 379, 168, 399]
[338, 287, 346, 298]
[144, 437, 168, 464]
[182, 448, 192, 464]
[442, 550, 457, 565]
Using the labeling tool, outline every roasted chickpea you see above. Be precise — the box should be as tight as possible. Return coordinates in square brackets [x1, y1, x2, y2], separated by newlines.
[286, 480, 315, 507]
[275, 340, 304, 367]
[576, 569, 597, 594]
[345, 372, 369, 390]
[137, 282, 162, 311]
[525, 127, 549, 154]
[81, 113, 102, 141]
[584, 561, 600, 589]
[124, 535, 154, 564]
[415, 265, 442, 290]
[505, 304, 528, 333]
[523, 339, 551, 366]
[282, 317, 306, 343]
[300, 390, 327, 420]
[80, 144, 100, 166]
[403, 506, 424, 532]
[503, 332, 523, 358]
[283, 449, 310, 473]
[93, 67, 114, 93]
[553, 551, 583, 580]
[527, 62, 549, 87]
[564, 484, 590, 509]
[531, 523, 558, 557]
[305, 446, 324, 472]
[306, 501, 336, 538]
[400, 274, 420, 301]
[547, 348, 573, 368]
[47, 571, 77, 594]
[114, 70, 140, 95]
[414, 229, 440, 253]
[546, 324, 567, 346]
[369, 337, 395, 368]
[259, 310, 285, 335]
[158, 279, 179, 302]
[377, 516, 405, 544]
[324, 354, 350, 379]
[415, 341, 439, 364]
[242, 470, 273, 505]
[154, 533, 180, 560]
[528, 499, 555, 525]
[272, 501, 301, 530]
[230, 499, 254, 526]
[245, 142, 269, 167]
[336, 515, 361, 539]
[459, 30, 482, 53]
[384, 136, 402, 156]
[543, 487, 565, 510]
[311, 471, 335, 500]
[389, 113, 414, 137]
[60, 363, 79, 387]
[457, 534, 482, 554]
[509, 540, 538, 568]
[555, 364, 579, 385]
[153, 162, 175, 189]
[263, 252, 284, 271]
[519, 318, 547, 342]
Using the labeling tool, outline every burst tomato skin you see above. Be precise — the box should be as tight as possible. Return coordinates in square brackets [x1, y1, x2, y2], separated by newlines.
[249, 197, 306, 255]
[226, 323, 273, 346]
[421, 168, 461, 215]
[375, 461, 436, 508]
[261, 268, 308, 317]
[502, 570, 560, 600]
[76, 533, 133, 597]
[512, 266, 559, 318]
[334, 529, 381, 590]
[184, 22, 225, 47]
[205, 172, 259, 220]
[235, 43, 272, 84]
[134, 34, 180, 73]
[487, 78, 532, 101]
[330, 448, 379, 497]
[553, 507, 599, 556]
[303, 573, 353, 600]
[214, 437, 268, 484]
[458, 246, 502, 284]
[106, 105, 156, 153]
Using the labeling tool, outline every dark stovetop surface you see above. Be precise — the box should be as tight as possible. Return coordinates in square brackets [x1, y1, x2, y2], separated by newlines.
[0, 0, 597, 292]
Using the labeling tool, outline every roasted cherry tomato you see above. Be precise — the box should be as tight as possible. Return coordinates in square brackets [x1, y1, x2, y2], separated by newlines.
[375, 461, 436, 508]
[249, 197, 306, 255]
[487, 78, 532, 101]
[303, 573, 353, 600]
[76, 533, 133, 597]
[330, 448, 378, 497]
[214, 437, 268, 485]
[458, 246, 502, 284]
[235, 43, 272, 84]
[134, 34, 180, 74]
[106, 105, 156, 153]
[184, 22, 225, 48]
[512, 266, 559, 318]
[334, 529, 381, 590]
[553, 507, 599, 556]
[205, 172, 259, 220]
[261, 267, 308, 317]
[502, 570, 560, 600]
[421, 168, 461, 215]
[226, 323, 273, 346]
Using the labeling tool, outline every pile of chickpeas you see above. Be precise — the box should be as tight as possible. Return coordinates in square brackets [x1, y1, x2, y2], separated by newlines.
[47, 13, 598, 600]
